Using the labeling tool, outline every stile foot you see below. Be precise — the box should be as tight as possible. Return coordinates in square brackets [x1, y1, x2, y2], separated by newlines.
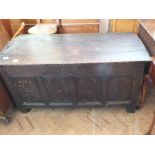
[126, 105, 136, 113]
[20, 108, 31, 113]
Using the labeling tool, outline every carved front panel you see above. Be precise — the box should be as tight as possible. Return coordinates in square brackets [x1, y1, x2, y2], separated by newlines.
[44, 77, 72, 103]
[107, 76, 134, 101]
[11, 78, 42, 103]
[76, 77, 100, 102]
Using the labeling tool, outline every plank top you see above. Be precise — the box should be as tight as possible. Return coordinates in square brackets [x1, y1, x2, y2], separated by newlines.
[0, 33, 151, 65]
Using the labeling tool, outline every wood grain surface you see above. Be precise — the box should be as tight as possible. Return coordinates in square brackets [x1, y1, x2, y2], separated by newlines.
[0, 33, 150, 65]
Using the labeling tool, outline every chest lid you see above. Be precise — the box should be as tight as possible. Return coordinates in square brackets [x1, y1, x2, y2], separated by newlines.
[0, 33, 151, 65]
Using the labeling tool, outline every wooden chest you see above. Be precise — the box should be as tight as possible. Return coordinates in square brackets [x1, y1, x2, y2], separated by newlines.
[0, 33, 150, 113]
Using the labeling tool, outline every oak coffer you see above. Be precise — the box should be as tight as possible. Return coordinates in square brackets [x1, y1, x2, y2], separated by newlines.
[0, 33, 151, 113]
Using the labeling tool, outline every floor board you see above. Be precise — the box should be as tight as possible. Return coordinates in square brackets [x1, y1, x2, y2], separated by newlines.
[0, 88, 155, 135]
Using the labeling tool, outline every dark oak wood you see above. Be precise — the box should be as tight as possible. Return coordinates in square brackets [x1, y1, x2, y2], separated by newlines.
[0, 33, 150, 64]
[0, 33, 150, 113]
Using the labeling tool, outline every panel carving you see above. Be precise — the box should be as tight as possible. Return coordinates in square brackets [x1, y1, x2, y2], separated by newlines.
[44, 77, 72, 103]
[11, 77, 42, 103]
[76, 77, 100, 102]
[107, 76, 133, 101]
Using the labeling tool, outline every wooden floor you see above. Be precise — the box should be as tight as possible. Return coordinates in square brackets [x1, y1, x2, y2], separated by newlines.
[0, 88, 155, 135]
